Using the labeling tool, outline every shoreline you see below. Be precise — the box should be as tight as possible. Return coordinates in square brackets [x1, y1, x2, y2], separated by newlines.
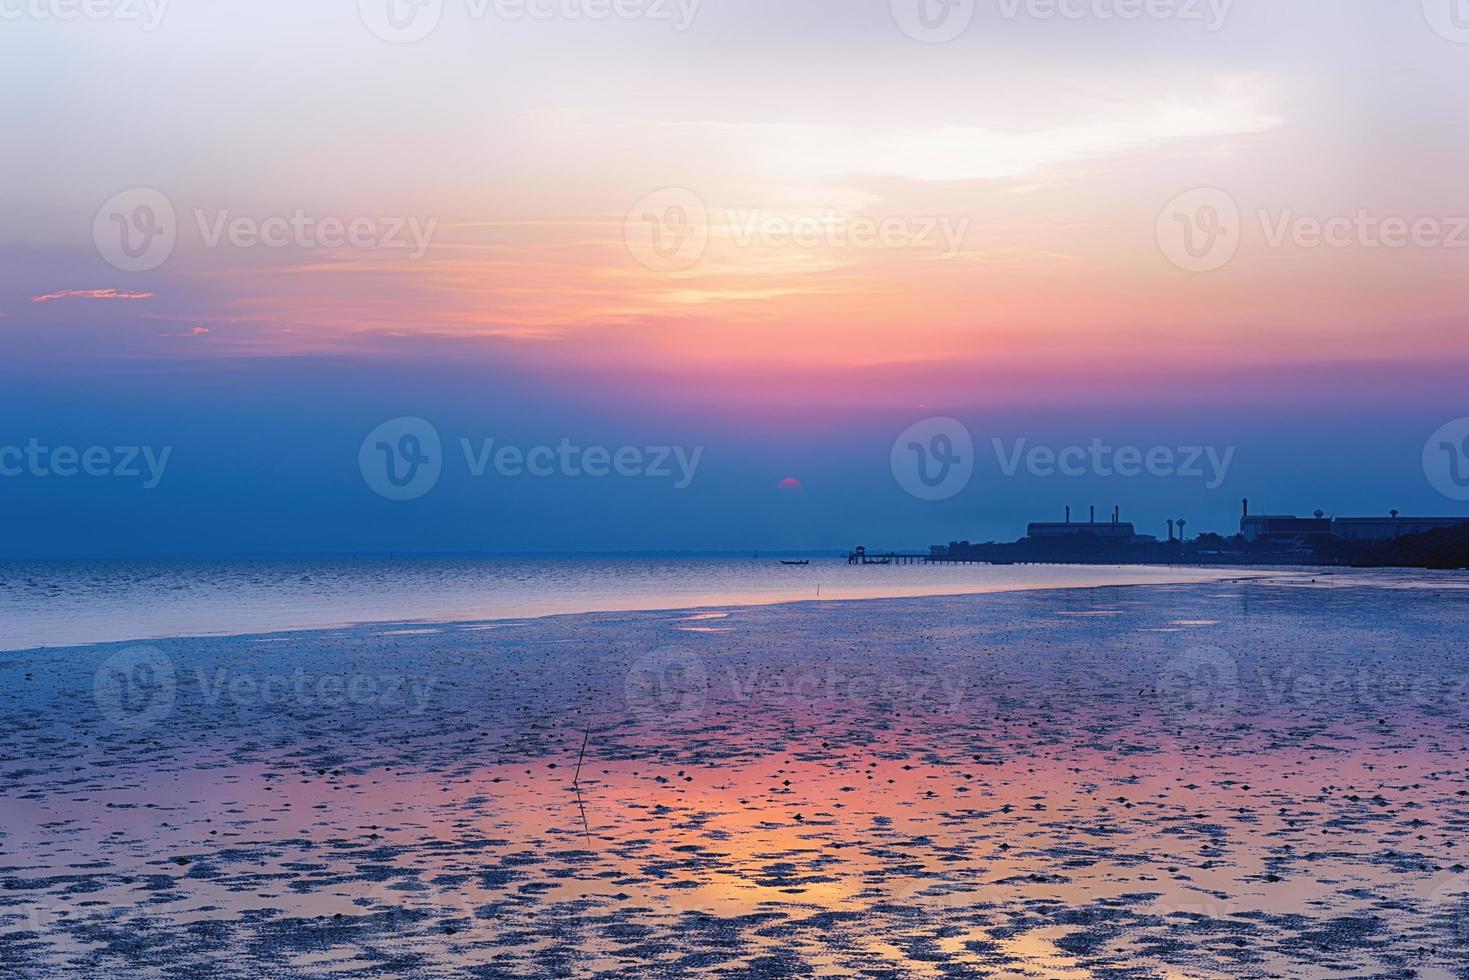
[7, 560, 1465, 654]
[0, 563, 1327, 654]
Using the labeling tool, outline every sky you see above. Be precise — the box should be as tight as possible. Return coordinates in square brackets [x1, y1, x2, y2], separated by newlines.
[2, 0, 1468, 556]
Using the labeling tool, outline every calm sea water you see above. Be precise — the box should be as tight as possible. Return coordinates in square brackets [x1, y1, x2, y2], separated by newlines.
[0, 557, 1272, 651]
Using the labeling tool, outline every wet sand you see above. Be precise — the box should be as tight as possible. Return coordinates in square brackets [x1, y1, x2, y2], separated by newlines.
[3, 576, 1469, 977]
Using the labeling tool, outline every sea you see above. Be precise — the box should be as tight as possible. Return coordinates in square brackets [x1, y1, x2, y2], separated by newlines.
[0, 556, 1275, 651]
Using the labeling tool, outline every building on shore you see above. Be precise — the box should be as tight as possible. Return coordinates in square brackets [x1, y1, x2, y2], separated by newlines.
[1239, 498, 1469, 543]
[1239, 501, 1332, 542]
[1025, 506, 1154, 544]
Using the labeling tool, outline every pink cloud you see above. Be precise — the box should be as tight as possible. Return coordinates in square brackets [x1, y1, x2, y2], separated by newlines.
[31, 289, 156, 304]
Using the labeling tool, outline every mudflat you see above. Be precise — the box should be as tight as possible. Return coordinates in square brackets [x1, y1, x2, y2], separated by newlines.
[3, 576, 1468, 978]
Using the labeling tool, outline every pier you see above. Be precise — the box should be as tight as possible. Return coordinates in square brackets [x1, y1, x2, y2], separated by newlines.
[846, 547, 992, 565]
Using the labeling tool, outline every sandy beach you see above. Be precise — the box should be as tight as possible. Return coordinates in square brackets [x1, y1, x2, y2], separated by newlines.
[4, 575, 1469, 978]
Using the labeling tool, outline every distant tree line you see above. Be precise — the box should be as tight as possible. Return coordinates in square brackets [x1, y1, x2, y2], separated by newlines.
[944, 524, 1469, 570]
[1314, 525, 1469, 570]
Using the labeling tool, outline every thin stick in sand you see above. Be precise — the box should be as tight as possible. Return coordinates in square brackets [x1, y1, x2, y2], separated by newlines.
[572, 728, 590, 788]
[572, 726, 593, 841]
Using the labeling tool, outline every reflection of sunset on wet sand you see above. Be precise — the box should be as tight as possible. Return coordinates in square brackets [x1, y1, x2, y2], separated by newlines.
[6, 575, 1469, 976]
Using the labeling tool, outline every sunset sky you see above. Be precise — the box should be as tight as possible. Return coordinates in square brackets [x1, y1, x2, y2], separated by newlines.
[3, 1, 1467, 555]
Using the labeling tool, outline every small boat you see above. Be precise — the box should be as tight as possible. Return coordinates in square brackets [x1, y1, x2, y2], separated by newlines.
[779, 559, 810, 565]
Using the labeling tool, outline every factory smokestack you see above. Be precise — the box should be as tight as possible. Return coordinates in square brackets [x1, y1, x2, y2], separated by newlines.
[1242, 497, 1249, 518]
[1113, 505, 1119, 525]
[1089, 505, 1095, 523]
[1065, 506, 1070, 524]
